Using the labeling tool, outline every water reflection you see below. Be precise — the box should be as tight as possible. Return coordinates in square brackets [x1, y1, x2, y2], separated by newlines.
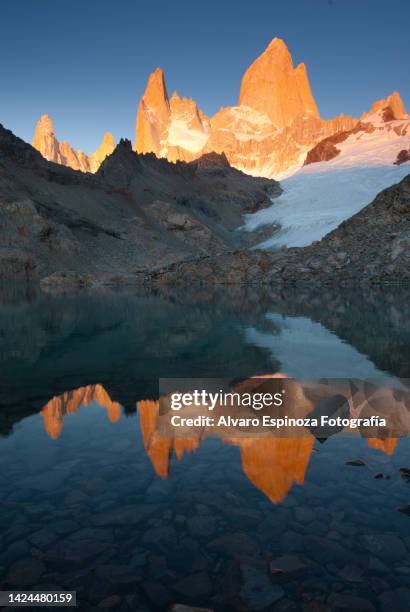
[0, 283, 409, 610]
[1, 282, 409, 433]
[41, 385, 122, 439]
[39, 382, 407, 505]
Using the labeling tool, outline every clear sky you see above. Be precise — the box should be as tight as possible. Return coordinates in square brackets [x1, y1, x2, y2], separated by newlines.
[1, 0, 409, 154]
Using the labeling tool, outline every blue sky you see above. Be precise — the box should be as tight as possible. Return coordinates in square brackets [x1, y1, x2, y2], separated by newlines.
[1, 0, 409, 153]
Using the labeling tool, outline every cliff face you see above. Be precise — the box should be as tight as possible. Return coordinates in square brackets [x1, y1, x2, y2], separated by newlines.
[134, 68, 210, 163]
[238, 38, 319, 127]
[135, 68, 171, 156]
[364, 91, 407, 120]
[31, 39, 407, 180]
[32, 115, 115, 172]
[32, 115, 60, 163]
[133, 38, 357, 178]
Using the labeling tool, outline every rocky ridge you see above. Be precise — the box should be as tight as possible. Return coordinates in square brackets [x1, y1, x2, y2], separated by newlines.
[32, 114, 115, 172]
[0, 123, 279, 281]
[304, 95, 410, 167]
[30, 39, 408, 181]
[135, 38, 357, 178]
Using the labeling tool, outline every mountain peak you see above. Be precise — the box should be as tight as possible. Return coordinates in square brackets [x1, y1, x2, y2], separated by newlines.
[32, 115, 115, 173]
[239, 38, 319, 127]
[32, 114, 59, 162]
[294, 62, 319, 117]
[36, 114, 55, 132]
[365, 91, 407, 120]
[135, 67, 171, 155]
[266, 37, 289, 53]
[89, 131, 116, 172]
[142, 67, 170, 109]
[101, 132, 115, 147]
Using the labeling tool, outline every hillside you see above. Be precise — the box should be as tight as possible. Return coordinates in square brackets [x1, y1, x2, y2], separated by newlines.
[144, 173, 410, 285]
[0, 124, 279, 281]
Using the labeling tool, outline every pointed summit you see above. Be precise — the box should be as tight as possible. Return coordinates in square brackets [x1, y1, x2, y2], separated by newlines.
[364, 91, 407, 120]
[101, 131, 116, 148]
[89, 131, 116, 171]
[239, 38, 320, 127]
[135, 67, 171, 155]
[294, 63, 319, 118]
[34, 114, 55, 135]
[32, 115, 116, 173]
[32, 114, 60, 163]
[141, 67, 170, 113]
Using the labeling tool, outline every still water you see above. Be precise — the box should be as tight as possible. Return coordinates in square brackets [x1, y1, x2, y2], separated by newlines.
[0, 283, 409, 611]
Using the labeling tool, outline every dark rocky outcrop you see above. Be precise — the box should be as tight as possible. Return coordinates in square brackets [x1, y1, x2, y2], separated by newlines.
[304, 130, 347, 164]
[0, 124, 280, 281]
[395, 149, 410, 166]
[304, 122, 375, 166]
[1, 121, 409, 286]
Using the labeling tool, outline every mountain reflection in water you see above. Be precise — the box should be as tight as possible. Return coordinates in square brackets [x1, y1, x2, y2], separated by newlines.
[39, 383, 403, 505]
[1, 283, 410, 610]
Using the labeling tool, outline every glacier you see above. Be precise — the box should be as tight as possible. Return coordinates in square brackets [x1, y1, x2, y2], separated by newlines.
[244, 163, 410, 249]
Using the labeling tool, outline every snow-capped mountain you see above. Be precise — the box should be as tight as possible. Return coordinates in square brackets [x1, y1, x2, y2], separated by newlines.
[304, 93, 409, 170]
[134, 38, 356, 178]
[244, 98, 410, 248]
[31, 38, 409, 186]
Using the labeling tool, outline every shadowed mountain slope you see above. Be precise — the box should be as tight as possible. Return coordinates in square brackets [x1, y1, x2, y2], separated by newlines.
[0, 124, 279, 281]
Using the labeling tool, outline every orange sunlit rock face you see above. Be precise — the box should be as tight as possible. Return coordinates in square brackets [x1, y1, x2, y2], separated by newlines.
[32, 115, 115, 173]
[134, 40, 360, 180]
[363, 91, 406, 120]
[133, 38, 359, 178]
[135, 68, 170, 157]
[32, 39, 408, 179]
[238, 38, 319, 127]
[134, 67, 210, 161]
[41, 384, 121, 439]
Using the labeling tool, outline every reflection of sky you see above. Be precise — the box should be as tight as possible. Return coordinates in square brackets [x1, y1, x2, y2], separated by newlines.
[246, 314, 394, 380]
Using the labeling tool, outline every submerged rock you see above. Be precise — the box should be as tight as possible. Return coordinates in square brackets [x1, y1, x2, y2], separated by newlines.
[345, 459, 366, 467]
[173, 571, 213, 599]
[399, 467, 410, 482]
[327, 592, 375, 611]
[240, 563, 284, 610]
[7, 557, 45, 586]
[270, 554, 309, 576]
